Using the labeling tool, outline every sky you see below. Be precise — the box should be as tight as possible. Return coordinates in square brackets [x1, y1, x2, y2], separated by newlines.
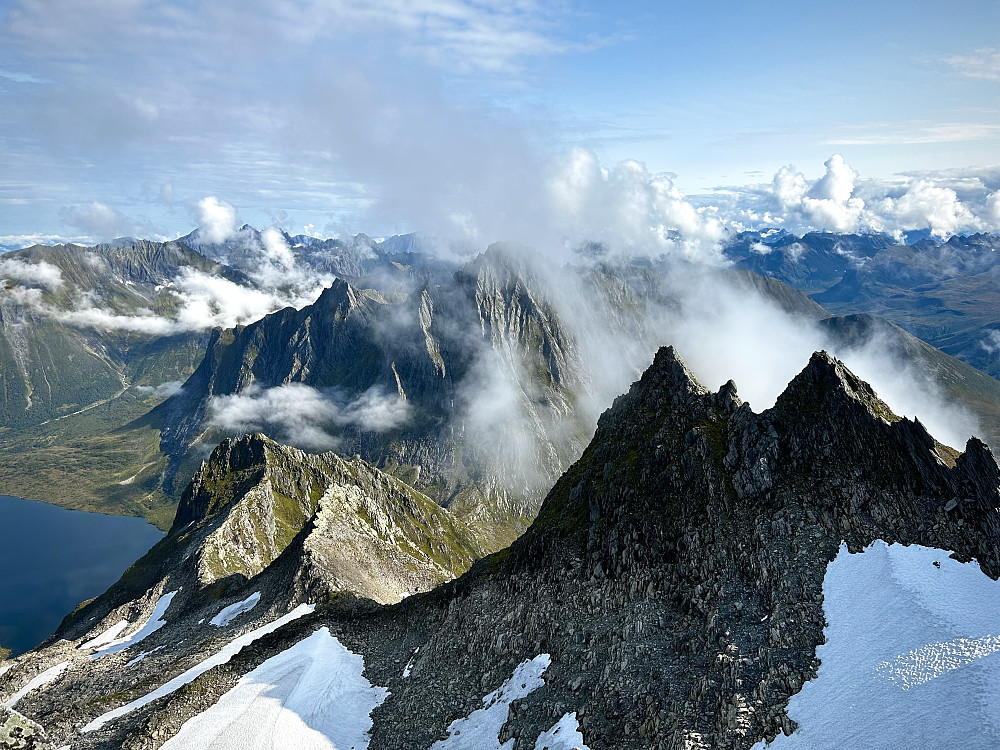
[1, 0, 999, 248]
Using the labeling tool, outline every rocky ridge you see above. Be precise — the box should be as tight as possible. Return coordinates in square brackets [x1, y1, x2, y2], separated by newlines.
[3, 346, 999, 749]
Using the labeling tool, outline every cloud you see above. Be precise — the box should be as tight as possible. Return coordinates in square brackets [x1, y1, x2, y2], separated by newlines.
[207, 383, 410, 451]
[0, 233, 91, 250]
[196, 197, 238, 244]
[944, 47, 1000, 81]
[0, 257, 64, 289]
[877, 181, 982, 239]
[719, 155, 1000, 240]
[59, 200, 159, 241]
[55, 266, 323, 335]
[135, 381, 185, 398]
[546, 149, 728, 262]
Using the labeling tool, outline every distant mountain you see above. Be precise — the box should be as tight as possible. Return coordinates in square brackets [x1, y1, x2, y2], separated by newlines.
[726, 231, 1000, 379]
[3, 347, 999, 749]
[0, 240, 251, 524]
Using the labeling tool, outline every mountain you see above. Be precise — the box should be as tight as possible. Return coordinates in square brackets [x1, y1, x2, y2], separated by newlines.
[153, 245, 598, 544]
[726, 231, 1000, 380]
[6, 235, 1000, 539]
[0, 239, 249, 524]
[2, 346, 999, 749]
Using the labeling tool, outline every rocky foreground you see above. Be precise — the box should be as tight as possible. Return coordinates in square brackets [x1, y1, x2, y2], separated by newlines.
[2, 346, 999, 749]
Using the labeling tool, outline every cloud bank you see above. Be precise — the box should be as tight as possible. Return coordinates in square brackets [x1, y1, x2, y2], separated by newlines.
[207, 384, 410, 451]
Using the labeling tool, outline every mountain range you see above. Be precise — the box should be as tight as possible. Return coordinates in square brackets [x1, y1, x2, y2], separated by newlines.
[2, 345, 998, 748]
[3, 230, 1000, 536]
[3, 226, 1000, 748]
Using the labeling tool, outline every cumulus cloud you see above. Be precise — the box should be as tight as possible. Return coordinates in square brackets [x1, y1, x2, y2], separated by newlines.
[0, 257, 64, 289]
[546, 149, 728, 262]
[196, 197, 238, 244]
[877, 181, 982, 239]
[207, 383, 409, 451]
[721, 155, 999, 240]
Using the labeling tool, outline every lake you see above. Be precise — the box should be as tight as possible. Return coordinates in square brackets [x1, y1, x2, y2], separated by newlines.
[0, 495, 163, 657]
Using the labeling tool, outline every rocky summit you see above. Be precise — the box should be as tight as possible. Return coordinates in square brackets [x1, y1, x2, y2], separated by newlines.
[2, 346, 999, 749]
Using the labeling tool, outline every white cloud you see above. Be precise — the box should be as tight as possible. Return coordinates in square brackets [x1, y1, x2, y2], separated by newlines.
[878, 181, 982, 239]
[0, 257, 64, 289]
[207, 383, 409, 451]
[55, 266, 326, 334]
[0, 233, 90, 250]
[545, 148, 728, 262]
[721, 155, 999, 240]
[944, 47, 1000, 81]
[769, 155, 868, 233]
[135, 381, 185, 398]
[197, 197, 238, 244]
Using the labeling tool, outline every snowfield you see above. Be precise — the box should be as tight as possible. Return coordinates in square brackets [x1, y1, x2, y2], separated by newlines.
[210, 591, 261, 627]
[753, 541, 1000, 749]
[431, 654, 552, 750]
[534, 712, 590, 750]
[161, 627, 388, 750]
[83, 603, 315, 732]
[4, 660, 70, 709]
[87, 590, 177, 658]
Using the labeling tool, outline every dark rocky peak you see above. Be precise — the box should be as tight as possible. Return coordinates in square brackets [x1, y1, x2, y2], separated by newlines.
[312, 277, 360, 315]
[513, 345, 1000, 576]
[771, 350, 896, 425]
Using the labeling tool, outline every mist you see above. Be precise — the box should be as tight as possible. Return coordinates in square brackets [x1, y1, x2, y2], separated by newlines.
[207, 384, 410, 453]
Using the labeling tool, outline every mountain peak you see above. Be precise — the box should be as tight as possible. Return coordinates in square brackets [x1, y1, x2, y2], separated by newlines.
[773, 349, 898, 425]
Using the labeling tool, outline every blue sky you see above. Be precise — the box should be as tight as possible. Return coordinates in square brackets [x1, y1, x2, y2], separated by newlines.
[1, 0, 998, 247]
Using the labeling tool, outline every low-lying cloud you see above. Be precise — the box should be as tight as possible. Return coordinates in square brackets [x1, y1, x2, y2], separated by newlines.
[207, 383, 410, 451]
[0, 257, 64, 289]
[53, 265, 326, 335]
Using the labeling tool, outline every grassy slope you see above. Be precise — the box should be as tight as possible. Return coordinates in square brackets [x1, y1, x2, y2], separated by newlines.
[0, 389, 176, 530]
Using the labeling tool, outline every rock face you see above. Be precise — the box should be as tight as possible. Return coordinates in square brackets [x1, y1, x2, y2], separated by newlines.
[156, 246, 605, 537]
[4, 346, 999, 750]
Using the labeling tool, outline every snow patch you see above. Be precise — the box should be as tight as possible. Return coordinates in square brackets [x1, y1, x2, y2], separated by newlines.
[4, 660, 70, 708]
[79, 619, 129, 650]
[431, 654, 551, 749]
[126, 646, 165, 668]
[752, 541, 1000, 749]
[91, 590, 177, 658]
[210, 591, 261, 627]
[402, 647, 418, 678]
[82, 604, 315, 733]
[534, 712, 591, 750]
[160, 627, 388, 750]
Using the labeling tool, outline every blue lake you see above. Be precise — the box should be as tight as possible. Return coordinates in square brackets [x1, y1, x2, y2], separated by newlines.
[0, 495, 163, 656]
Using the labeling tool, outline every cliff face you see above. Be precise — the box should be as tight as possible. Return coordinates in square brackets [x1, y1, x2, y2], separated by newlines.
[157, 248, 601, 537]
[4, 347, 999, 750]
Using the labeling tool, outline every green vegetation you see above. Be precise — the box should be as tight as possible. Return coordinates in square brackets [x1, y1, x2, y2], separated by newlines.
[0, 388, 175, 529]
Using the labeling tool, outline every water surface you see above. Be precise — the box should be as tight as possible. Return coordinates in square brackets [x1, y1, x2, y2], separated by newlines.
[0, 495, 162, 656]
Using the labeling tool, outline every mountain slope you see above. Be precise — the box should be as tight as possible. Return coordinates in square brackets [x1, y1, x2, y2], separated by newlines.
[726, 230, 1000, 380]
[4, 347, 1000, 749]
